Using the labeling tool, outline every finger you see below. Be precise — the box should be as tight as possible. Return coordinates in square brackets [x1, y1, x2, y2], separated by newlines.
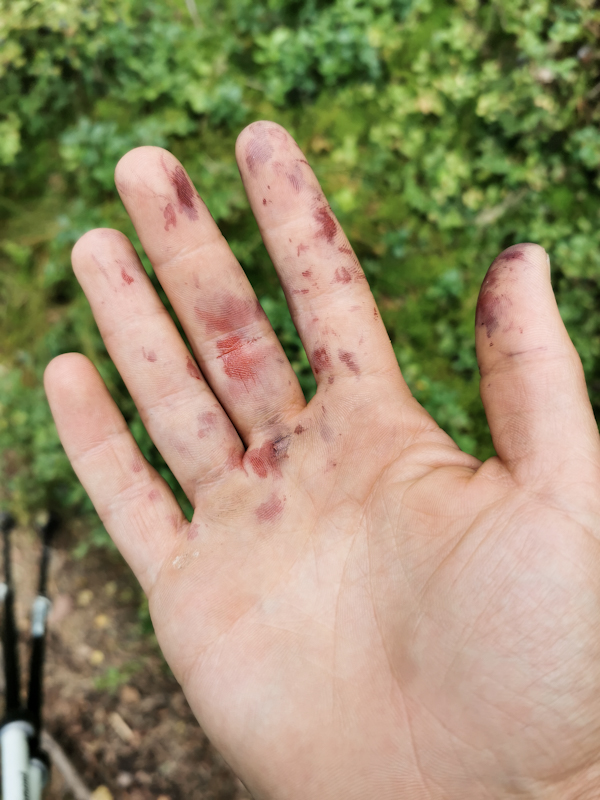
[114, 147, 306, 444]
[475, 243, 600, 479]
[72, 228, 245, 500]
[235, 121, 409, 394]
[44, 353, 186, 592]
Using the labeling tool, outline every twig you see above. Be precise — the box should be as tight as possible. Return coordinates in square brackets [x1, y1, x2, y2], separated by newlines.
[41, 730, 92, 800]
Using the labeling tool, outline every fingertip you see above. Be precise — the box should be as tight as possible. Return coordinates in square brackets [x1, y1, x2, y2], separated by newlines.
[235, 119, 279, 149]
[487, 242, 547, 273]
[114, 145, 173, 185]
[235, 121, 298, 177]
[71, 228, 130, 269]
[44, 353, 104, 418]
[44, 351, 90, 382]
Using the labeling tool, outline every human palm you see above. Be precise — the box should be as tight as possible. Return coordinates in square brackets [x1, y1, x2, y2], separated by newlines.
[45, 122, 600, 799]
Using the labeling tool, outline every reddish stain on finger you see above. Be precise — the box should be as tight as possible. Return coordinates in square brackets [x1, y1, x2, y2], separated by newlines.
[301, 268, 312, 278]
[247, 436, 290, 478]
[312, 346, 332, 374]
[262, 198, 267, 205]
[475, 292, 512, 338]
[374, 306, 379, 319]
[287, 172, 302, 193]
[186, 356, 202, 379]
[164, 203, 177, 231]
[298, 244, 309, 257]
[148, 489, 160, 502]
[170, 166, 198, 221]
[142, 347, 157, 362]
[195, 294, 266, 334]
[187, 523, 199, 541]
[226, 447, 245, 472]
[197, 410, 218, 439]
[338, 350, 360, 375]
[294, 424, 306, 434]
[314, 206, 337, 243]
[333, 267, 352, 284]
[256, 493, 285, 523]
[328, 375, 335, 384]
[216, 334, 261, 383]
[338, 245, 352, 255]
[132, 456, 143, 473]
[121, 268, 134, 285]
[495, 247, 525, 263]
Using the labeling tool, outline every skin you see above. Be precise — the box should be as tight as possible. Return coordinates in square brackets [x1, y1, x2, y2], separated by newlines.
[44, 121, 600, 799]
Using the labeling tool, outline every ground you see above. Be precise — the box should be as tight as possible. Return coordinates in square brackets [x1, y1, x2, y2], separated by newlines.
[6, 522, 252, 800]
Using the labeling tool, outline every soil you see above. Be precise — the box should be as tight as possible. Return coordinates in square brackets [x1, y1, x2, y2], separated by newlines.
[5, 522, 252, 800]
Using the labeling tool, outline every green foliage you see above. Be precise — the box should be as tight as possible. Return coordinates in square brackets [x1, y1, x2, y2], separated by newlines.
[1, 0, 600, 541]
[94, 659, 144, 693]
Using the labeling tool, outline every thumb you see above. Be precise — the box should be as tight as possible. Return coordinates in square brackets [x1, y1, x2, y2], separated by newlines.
[475, 243, 600, 481]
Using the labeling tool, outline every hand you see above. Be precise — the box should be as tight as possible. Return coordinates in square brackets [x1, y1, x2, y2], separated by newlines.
[44, 122, 600, 800]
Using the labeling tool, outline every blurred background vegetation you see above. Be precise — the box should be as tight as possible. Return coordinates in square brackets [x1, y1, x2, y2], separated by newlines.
[2, 0, 600, 545]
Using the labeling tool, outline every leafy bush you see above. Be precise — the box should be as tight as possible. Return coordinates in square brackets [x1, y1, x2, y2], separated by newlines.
[1, 0, 599, 537]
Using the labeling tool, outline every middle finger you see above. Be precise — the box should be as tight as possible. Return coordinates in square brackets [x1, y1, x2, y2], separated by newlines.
[114, 146, 307, 445]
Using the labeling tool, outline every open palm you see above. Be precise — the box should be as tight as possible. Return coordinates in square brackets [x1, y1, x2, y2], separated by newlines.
[45, 122, 600, 799]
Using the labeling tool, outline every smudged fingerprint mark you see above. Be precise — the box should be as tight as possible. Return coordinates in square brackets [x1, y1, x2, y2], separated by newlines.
[311, 346, 332, 374]
[247, 436, 290, 478]
[246, 138, 274, 174]
[475, 292, 512, 339]
[287, 172, 302, 193]
[164, 203, 176, 231]
[121, 268, 134, 285]
[186, 355, 202, 379]
[195, 294, 266, 334]
[132, 456, 143, 473]
[256, 494, 285, 523]
[496, 248, 525, 263]
[314, 206, 337, 243]
[216, 334, 261, 383]
[338, 350, 360, 375]
[475, 249, 526, 338]
[482, 249, 526, 292]
[226, 447, 244, 472]
[319, 424, 334, 443]
[187, 524, 200, 541]
[333, 267, 351, 284]
[142, 347, 157, 362]
[170, 166, 198, 221]
[197, 410, 218, 439]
